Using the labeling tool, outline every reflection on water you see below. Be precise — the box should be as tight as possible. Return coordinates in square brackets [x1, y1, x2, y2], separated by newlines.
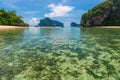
[0, 27, 120, 80]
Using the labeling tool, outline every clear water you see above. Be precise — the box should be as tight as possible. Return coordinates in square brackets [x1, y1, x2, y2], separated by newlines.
[0, 27, 120, 80]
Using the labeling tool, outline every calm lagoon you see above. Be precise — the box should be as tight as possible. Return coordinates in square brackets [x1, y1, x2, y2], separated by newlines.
[0, 27, 120, 80]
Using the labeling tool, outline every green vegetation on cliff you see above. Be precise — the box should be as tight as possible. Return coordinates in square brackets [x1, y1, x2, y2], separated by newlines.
[81, 0, 120, 27]
[0, 9, 29, 26]
[38, 17, 64, 27]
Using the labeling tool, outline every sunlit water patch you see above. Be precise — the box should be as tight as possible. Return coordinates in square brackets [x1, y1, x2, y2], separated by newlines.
[0, 27, 120, 80]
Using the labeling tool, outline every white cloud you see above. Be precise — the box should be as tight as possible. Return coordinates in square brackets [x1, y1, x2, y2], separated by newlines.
[45, 4, 74, 18]
[28, 17, 40, 26]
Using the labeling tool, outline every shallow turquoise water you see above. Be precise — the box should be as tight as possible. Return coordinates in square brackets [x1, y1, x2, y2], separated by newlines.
[0, 27, 120, 80]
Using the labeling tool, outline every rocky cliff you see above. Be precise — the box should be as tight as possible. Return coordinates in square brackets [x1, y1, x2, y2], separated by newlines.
[81, 0, 120, 27]
[70, 22, 80, 27]
[38, 18, 64, 27]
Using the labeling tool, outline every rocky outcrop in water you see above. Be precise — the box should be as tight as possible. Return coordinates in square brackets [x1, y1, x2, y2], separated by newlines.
[38, 18, 64, 27]
[81, 0, 120, 27]
[70, 22, 80, 27]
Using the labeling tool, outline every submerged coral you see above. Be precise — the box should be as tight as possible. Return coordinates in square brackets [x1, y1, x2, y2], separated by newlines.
[0, 28, 120, 80]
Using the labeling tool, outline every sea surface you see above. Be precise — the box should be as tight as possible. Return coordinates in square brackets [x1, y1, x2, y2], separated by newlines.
[0, 27, 120, 80]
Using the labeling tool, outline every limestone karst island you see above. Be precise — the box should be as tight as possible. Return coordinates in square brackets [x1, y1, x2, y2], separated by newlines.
[81, 0, 120, 27]
[0, 0, 120, 80]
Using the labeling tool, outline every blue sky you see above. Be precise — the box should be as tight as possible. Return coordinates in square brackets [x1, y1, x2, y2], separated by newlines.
[0, 0, 105, 26]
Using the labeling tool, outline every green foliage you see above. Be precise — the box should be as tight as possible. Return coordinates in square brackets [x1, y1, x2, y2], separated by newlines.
[82, 0, 112, 21]
[38, 18, 64, 27]
[101, 0, 120, 26]
[81, 0, 120, 26]
[0, 9, 29, 26]
[102, 14, 120, 26]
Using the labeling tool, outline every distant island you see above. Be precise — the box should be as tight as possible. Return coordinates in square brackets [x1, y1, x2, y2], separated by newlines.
[70, 22, 80, 27]
[81, 0, 120, 27]
[0, 9, 29, 27]
[38, 18, 64, 27]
